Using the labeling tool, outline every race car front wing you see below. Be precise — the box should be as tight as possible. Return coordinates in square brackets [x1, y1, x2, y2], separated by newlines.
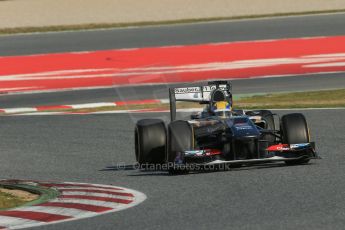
[178, 142, 320, 167]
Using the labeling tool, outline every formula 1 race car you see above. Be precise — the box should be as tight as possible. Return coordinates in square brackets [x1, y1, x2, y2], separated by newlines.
[134, 80, 319, 173]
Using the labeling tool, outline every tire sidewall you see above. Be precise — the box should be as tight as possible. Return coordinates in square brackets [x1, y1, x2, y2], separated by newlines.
[135, 119, 166, 165]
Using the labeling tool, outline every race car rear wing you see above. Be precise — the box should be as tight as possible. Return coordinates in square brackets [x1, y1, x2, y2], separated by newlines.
[169, 80, 232, 121]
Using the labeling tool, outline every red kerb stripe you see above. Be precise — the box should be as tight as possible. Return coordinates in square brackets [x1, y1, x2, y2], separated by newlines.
[38, 202, 113, 213]
[0, 211, 72, 222]
[60, 195, 132, 204]
[59, 188, 134, 197]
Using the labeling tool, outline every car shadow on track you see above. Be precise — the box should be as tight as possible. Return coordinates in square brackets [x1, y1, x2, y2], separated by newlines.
[100, 164, 139, 171]
[100, 164, 169, 176]
[100, 162, 316, 176]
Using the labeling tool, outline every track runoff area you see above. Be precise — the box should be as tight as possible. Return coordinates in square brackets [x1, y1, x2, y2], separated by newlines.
[0, 35, 344, 95]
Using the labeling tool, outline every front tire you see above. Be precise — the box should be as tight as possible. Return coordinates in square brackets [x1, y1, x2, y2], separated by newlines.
[135, 119, 166, 166]
[280, 113, 310, 165]
[256, 110, 275, 144]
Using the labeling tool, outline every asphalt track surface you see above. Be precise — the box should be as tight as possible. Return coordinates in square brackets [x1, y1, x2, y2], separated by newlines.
[0, 109, 344, 230]
[1, 13, 345, 56]
[1, 14, 345, 230]
[1, 13, 345, 107]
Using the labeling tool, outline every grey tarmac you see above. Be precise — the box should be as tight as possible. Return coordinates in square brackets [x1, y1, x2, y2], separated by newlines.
[0, 109, 344, 229]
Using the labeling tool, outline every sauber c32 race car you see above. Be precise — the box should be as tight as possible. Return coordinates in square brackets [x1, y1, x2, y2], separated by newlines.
[134, 81, 319, 173]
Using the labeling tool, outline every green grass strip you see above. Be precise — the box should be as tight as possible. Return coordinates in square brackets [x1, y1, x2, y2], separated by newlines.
[1, 9, 345, 35]
[0, 184, 60, 210]
[236, 88, 345, 109]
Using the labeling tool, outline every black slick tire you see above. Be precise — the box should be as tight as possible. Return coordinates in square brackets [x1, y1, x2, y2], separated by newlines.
[167, 120, 193, 174]
[280, 113, 310, 165]
[256, 110, 275, 144]
[135, 119, 166, 166]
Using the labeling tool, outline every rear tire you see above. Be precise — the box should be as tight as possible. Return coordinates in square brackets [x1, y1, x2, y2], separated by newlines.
[280, 113, 310, 165]
[135, 119, 166, 166]
[167, 120, 193, 174]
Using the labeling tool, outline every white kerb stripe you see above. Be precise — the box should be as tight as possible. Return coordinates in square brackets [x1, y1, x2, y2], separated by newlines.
[69, 103, 116, 109]
[159, 99, 170, 103]
[55, 186, 124, 192]
[0, 216, 42, 228]
[3, 108, 37, 114]
[61, 191, 133, 200]
[51, 198, 127, 209]
[15, 206, 95, 218]
[15, 112, 65, 116]
[45, 184, 124, 190]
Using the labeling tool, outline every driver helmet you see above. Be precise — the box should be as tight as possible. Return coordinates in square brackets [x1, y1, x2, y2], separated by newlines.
[213, 101, 232, 117]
